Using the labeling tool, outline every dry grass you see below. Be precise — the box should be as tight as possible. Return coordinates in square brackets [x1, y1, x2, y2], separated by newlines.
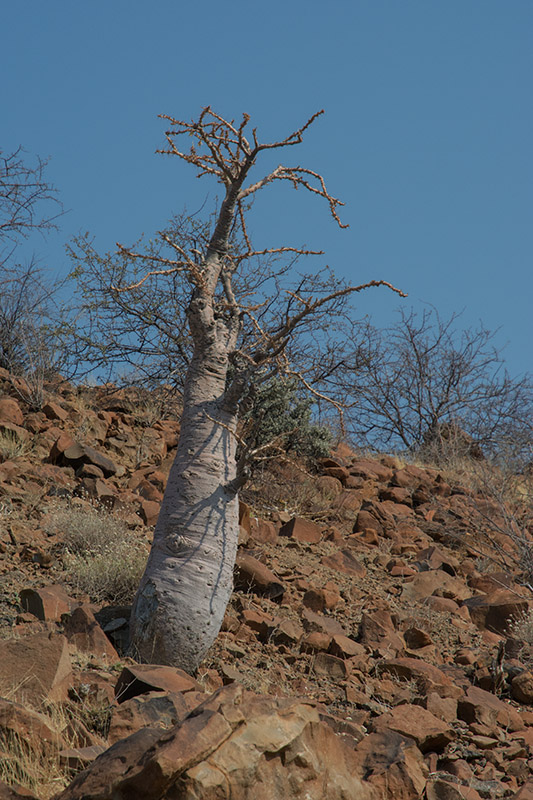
[242, 464, 340, 522]
[0, 429, 30, 461]
[44, 505, 148, 604]
[0, 695, 110, 799]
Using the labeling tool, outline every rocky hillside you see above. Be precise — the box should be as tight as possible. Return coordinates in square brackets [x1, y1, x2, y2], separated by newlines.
[0, 369, 533, 799]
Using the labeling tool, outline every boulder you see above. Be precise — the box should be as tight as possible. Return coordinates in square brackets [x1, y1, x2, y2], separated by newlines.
[401, 570, 471, 603]
[62, 605, 119, 661]
[379, 658, 462, 699]
[370, 703, 455, 753]
[426, 779, 483, 800]
[511, 670, 533, 704]
[320, 548, 366, 577]
[353, 729, 428, 800]
[114, 664, 201, 704]
[56, 684, 374, 800]
[457, 685, 524, 732]
[248, 517, 279, 544]
[0, 397, 24, 426]
[61, 441, 118, 476]
[234, 552, 284, 599]
[0, 779, 39, 799]
[0, 696, 63, 753]
[19, 584, 72, 622]
[0, 633, 72, 704]
[279, 516, 323, 544]
[462, 591, 529, 635]
[108, 689, 208, 745]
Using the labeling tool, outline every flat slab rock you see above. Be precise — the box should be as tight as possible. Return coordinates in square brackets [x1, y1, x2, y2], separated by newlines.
[56, 683, 374, 800]
[370, 703, 455, 753]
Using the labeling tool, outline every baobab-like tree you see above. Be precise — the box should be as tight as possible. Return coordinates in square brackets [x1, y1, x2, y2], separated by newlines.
[118, 108, 404, 671]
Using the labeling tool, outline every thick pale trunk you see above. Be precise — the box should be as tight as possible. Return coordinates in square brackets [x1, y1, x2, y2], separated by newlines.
[129, 345, 239, 671]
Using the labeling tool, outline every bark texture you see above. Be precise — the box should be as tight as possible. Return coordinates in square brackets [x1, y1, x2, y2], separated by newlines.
[130, 345, 239, 670]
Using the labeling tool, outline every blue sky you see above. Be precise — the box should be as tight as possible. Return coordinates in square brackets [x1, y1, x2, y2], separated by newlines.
[2, 1, 531, 377]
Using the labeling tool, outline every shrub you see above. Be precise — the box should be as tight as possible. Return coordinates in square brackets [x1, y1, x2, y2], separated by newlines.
[239, 376, 332, 466]
[0, 429, 29, 461]
[46, 506, 148, 604]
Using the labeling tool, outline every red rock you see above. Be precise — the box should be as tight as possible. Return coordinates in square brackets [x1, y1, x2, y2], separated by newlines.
[350, 528, 380, 546]
[75, 463, 105, 479]
[316, 475, 343, 495]
[300, 632, 333, 653]
[513, 781, 533, 799]
[462, 591, 529, 635]
[139, 498, 160, 526]
[403, 626, 433, 649]
[350, 459, 394, 482]
[270, 618, 303, 646]
[248, 517, 279, 543]
[458, 685, 524, 731]
[390, 565, 418, 577]
[0, 397, 24, 426]
[372, 703, 455, 753]
[313, 653, 348, 680]
[49, 432, 77, 461]
[414, 545, 460, 573]
[0, 778, 39, 798]
[379, 486, 412, 505]
[426, 779, 483, 800]
[58, 684, 373, 800]
[359, 610, 398, 645]
[279, 516, 323, 544]
[240, 608, 275, 641]
[392, 465, 433, 489]
[0, 696, 64, 752]
[353, 729, 428, 799]
[114, 664, 201, 704]
[63, 605, 119, 661]
[19, 584, 72, 621]
[424, 692, 458, 723]
[511, 671, 533, 704]
[108, 689, 208, 745]
[380, 658, 461, 699]
[234, 552, 284, 599]
[133, 478, 163, 502]
[320, 548, 366, 577]
[320, 459, 349, 482]
[59, 745, 107, 771]
[371, 703, 455, 753]
[0, 633, 72, 704]
[401, 569, 471, 603]
[301, 607, 346, 637]
[353, 509, 384, 535]
[42, 401, 69, 421]
[62, 441, 118, 476]
[329, 634, 366, 659]
[55, 727, 163, 799]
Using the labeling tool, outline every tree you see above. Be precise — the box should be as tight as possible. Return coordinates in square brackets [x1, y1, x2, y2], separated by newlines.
[0, 146, 61, 267]
[343, 307, 533, 460]
[0, 147, 65, 405]
[86, 108, 403, 671]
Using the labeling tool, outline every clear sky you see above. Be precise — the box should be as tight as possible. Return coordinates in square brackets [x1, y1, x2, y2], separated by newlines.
[2, 1, 531, 377]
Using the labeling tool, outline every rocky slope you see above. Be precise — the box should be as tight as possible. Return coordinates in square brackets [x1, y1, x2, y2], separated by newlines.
[0, 369, 533, 799]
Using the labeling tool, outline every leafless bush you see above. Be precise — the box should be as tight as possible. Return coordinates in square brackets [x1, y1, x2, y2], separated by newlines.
[343, 308, 532, 464]
[0, 147, 69, 407]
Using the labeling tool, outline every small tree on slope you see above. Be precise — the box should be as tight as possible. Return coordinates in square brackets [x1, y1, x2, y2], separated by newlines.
[121, 108, 404, 670]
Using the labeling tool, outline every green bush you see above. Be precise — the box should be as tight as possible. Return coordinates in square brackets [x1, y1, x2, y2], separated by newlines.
[240, 376, 332, 463]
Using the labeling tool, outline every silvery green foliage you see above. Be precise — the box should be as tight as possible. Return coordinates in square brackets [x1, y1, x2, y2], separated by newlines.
[241, 376, 332, 463]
